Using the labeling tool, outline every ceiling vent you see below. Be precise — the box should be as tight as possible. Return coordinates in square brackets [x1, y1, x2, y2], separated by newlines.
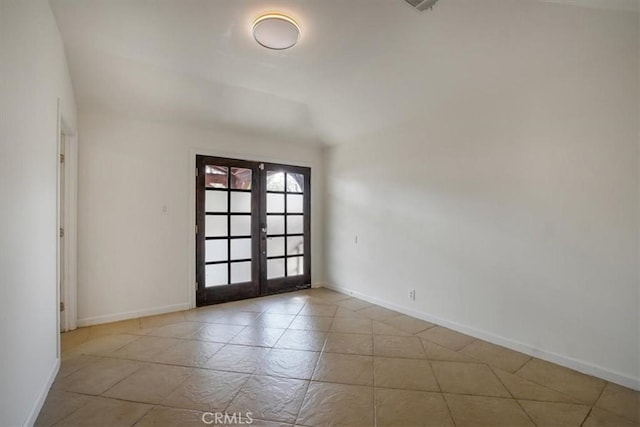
[405, 0, 440, 12]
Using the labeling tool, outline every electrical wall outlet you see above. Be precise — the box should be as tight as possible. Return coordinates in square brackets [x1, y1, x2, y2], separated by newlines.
[409, 289, 416, 301]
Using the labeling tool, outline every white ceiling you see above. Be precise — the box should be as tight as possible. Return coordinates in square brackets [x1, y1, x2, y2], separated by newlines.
[50, 0, 639, 145]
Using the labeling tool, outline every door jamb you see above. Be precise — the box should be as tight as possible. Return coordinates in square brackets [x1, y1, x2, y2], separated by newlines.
[57, 107, 78, 341]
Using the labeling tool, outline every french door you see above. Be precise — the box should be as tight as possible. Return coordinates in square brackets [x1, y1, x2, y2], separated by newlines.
[195, 155, 311, 306]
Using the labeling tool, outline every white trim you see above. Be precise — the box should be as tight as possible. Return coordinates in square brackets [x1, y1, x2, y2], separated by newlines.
[56, 99, 62, 352]
[188, 147, 315, 308]
[77, 303, 191, 327]
[323, 283, 640, 391]
[24, 357, 60, 427]
[63, 131, 78, 331]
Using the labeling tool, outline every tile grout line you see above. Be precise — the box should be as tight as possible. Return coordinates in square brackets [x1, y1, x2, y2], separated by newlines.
[509, 360, 605, 407]
[128, 402, 155, 427]
[293, 302, 337, 426]
[488, 364, 539, 426]
[47, 392, 95, 427]
[59, 373, 597, 406]
[139, 364, 202, 413]
[419, 338, 458, 427]
[219, 368, 259, 416]
[579, 406, 595, 427]
[591, 381, 609, 409]
[372, 361, 377, 427]
[430, 341, 542, 400]
[577, 381, 611, 426]
[511, 355, 533, 373]
[455, 338, 479, 353]
[95, 361, 148, 399]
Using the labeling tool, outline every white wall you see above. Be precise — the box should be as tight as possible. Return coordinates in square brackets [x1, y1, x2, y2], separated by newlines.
[325, 3, 639, 388]
[77, 112, 324, 325]
[0, 1, 77, 425]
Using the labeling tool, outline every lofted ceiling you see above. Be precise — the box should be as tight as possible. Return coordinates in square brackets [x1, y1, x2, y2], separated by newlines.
[50, 0, 639, 145]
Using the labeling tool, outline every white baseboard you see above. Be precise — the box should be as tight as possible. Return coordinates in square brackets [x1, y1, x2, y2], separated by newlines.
[77, 303, 191, 327]
[24, 357, 60, 427]
[323, 283, 640, 391]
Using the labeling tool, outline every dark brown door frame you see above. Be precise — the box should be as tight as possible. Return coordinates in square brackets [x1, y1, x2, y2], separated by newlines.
[195, 155, 311, 306]
[195, 156, 261, 305]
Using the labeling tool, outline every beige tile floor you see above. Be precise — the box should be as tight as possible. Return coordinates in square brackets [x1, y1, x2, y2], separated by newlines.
[38, 288, 639, 426]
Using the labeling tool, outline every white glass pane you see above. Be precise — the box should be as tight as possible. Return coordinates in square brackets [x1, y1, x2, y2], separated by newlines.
[267, 258, 285, 279]
[287, 257, 304, 276]
[206, 216, 227, 237]
[206, 263, 228, 287]
[231, 216, 251, 236]
[267, 171, 285, 192]
[267, 215, 285, 235]
[287, 194, 303, 213]
[231, 238, 252, 260]
[231, 261, 252, 284]
[267, 193, 284, 213]
[286, 173, 304, 193]
[267, 237, 285, 257]
[287, 216, 303, 235]
[230, 192, 251, 213]
[287, 236, 304, 255]
[206, 240, 227, 262]
[205, 191, 227, 213]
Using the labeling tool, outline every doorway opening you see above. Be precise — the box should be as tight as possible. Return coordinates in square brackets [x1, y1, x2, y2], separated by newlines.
[195, 155, 311, 306]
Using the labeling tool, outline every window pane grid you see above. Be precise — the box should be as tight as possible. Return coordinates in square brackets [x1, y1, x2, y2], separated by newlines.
[204, 163, 254, 287]
[266, 172, 305, 279]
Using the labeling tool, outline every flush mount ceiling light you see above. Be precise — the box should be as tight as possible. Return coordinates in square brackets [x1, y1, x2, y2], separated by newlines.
[252, 13, 300, 50]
